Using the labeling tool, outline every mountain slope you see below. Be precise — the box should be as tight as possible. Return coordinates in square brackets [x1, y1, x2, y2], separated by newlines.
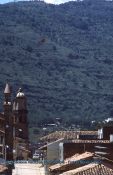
[0, 0, 113, 125]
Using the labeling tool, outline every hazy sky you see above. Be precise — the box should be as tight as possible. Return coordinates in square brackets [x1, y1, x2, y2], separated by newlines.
[0, 0, 75, 4]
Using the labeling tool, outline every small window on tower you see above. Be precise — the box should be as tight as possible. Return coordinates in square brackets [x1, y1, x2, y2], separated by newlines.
[22, 117, 26, 123]
[19, 116, 22, 123]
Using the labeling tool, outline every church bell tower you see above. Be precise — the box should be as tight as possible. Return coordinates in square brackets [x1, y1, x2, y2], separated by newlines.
[13, 88, 29, 160]
[3, 83, 13, 160]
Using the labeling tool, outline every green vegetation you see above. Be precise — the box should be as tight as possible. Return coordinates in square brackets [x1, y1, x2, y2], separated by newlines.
[0, 0, 113, 126]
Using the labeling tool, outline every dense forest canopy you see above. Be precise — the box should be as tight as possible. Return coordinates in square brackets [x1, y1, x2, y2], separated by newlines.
[0, 0, 113, 125]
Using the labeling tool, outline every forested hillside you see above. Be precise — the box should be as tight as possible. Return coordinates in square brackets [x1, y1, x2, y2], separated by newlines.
[0, 0, 113, 125]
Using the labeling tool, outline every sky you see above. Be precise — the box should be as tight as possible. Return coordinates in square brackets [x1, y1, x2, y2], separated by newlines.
[0, 0, 112, 5]
[0, 0, 76, 4]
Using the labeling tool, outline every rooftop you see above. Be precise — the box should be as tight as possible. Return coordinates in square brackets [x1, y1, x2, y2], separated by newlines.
[0, 165, 7, 173]
[16, 88, 25, 98]
[59, 163, 113, 175]
[64, 139, 110, 143]
[4, 83, 11, 94]
[49, 152, 94, 172]
[40, 131, 98, 142]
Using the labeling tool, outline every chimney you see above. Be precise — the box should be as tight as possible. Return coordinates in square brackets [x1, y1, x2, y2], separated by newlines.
[110, 134, 113, 143]
[98, 128, 103, 139]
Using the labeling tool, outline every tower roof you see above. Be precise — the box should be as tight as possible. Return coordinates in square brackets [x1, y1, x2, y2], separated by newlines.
[16, 88, 25, 98]
[4, 83, 11, 94]
[13, 88, 27, 111]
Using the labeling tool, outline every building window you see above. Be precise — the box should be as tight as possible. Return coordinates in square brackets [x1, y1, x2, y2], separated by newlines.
[0, 136, 3, 144]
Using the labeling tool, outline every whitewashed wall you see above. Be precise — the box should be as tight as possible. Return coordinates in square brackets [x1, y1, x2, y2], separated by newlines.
[12, 163, 47, 175]
[47, 138, 64, 166]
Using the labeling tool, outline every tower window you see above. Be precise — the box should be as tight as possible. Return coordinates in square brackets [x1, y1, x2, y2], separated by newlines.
[19, 116, 22, 123]
[19, 116, 26, 123]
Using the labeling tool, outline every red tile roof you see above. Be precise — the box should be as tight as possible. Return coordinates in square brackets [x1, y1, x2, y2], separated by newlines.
[40, 131, 98, 142]
[49, 152, 94, 171]
[0, 165, 7, 173]
[60, 163, 113, 175]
